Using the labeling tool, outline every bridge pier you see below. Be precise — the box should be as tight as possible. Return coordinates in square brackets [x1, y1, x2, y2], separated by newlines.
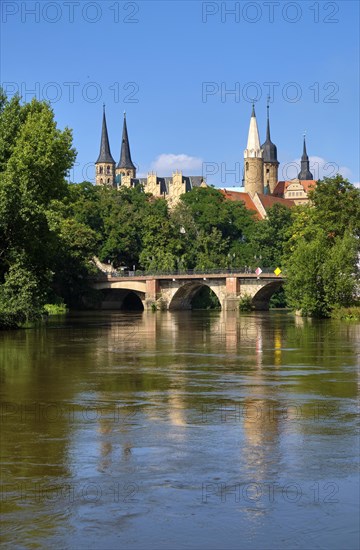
[223, 277, 240, 311]
[145, 279, 159, 309]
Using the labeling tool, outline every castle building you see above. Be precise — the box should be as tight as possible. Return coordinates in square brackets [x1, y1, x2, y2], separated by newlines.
[261, 105, 279, 194]
[243, 104, 264, 196]
[95, 108, 206, 205]
[272, 137, 316, 205]
[95, 106, 116, 186]
[95, 104, 317, 211]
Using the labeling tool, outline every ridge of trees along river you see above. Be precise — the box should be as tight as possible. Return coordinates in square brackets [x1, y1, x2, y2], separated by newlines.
[0, 91, 359, 327]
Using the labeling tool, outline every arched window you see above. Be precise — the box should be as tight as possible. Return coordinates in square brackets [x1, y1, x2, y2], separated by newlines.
[246, 162, 249, 171]
[106, 165, 110, 174]
[99, 166, 103, 174]
[100, 178, 103, 184]
[107, 178, 110, 184]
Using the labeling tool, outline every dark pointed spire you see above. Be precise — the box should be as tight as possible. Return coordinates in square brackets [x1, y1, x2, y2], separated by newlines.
[117, 112, 136, 170]
[266, 104, 271, 140]
[298, 135, 313, 180]
[96, 105, 115, 164]
[261, 103, 278, 163]
[251, 103, 256, 117]
[302, 136, 308, 159]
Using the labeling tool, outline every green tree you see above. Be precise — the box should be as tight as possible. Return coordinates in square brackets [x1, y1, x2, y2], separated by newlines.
[180, 187, 257, 268]
[0, 92, 76, 325]
[308, 175, 360, 238]
[250, 203, 293, 268]
[284, 177, 360, 317]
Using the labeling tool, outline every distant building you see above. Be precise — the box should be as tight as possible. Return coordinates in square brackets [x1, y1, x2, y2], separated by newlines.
[273, 179, 316, 206]
[95, 107, 206, 205]
[94, 104, 317, 209]
[242, 103, 316, 205]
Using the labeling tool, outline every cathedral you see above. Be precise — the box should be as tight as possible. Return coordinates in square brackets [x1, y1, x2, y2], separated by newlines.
[95, 108, 207, 207]
[95, 105, 316, 215]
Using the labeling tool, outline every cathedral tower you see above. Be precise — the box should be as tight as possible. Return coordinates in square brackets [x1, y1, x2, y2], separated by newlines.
[244, 104, 264, 196]
[95, 105, 115, 186]
[116, 112, 136, 181]
[261, 104, 279, 194]
[298, 136, 313, 180]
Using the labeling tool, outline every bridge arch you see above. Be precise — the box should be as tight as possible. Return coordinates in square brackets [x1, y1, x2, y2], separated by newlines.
[168, 281, 222, 310]
[99, 288, 145, 311]
[251, 280, 284, 310]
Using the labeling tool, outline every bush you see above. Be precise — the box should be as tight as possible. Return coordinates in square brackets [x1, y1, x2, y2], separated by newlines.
[331, 306, 360, 321]
[239, 294, 253, 311]
[43, 302, 68, 315]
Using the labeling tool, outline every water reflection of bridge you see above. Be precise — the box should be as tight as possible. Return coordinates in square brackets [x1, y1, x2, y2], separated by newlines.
[91, 270, 285, 311]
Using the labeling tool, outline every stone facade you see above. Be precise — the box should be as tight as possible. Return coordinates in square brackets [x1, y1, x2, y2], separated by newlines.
[95, 162, 115, 186]
[92, 274, 284, 311]
[284, 179, 314, 205]
[263, 161, 279, 194]
[244, 157, 264, 196]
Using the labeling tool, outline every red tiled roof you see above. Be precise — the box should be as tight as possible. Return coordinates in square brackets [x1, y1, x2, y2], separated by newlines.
[273, 181, 285, 196]
[257, 194, 295, 210]
[220, 190, 262, 219]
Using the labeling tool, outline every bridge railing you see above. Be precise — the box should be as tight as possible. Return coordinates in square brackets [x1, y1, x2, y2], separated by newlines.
[100, 267, 280, 278]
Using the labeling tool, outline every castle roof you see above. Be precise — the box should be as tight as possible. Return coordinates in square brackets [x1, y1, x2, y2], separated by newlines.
[298, 137, 314, 180]
[220, 190, 261, 219]
[244, 104, 262, 158]
[220, 189, 295, 219]
[117, 113, 136, 170]
[96, 107, 115, 164]
[261, 105, 278, 163]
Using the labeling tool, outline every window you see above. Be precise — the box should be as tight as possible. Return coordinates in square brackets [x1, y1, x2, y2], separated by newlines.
[100, 178, 103, 184]
[99, 166, 103, 174]
[106, 165, 110, 174]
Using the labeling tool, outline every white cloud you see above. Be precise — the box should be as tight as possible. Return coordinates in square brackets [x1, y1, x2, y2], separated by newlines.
[280, 155, 354, 182]
[150, 153, 203, 175]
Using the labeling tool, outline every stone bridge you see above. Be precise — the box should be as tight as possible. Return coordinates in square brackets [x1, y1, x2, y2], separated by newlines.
[91, 271, 284, 311]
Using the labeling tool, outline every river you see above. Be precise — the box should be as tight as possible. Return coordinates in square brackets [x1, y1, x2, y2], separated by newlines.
[0, 310, 359, 549]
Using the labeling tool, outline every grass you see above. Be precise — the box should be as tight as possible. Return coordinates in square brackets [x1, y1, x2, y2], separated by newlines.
[331, 306, 360, 321]
[43, 303, 68, 315]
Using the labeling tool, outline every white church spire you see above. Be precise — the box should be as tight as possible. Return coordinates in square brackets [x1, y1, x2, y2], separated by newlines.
[244, 103, 262, 158]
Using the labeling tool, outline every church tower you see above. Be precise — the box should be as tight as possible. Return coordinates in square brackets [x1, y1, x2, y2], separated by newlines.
[244, 104, 264, 196]
[116, 112, 136, 180]
[95, 105, 115, 186]
[261, 104, 279, 194]
[298, 136, 313, 180]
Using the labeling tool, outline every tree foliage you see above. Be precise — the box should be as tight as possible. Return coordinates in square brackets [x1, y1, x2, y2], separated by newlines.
[283, 177, 360, 317]
[1, 89, 359, 324]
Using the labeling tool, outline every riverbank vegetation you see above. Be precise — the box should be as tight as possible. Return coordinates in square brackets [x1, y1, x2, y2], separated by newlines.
[1, 92, 359, 327]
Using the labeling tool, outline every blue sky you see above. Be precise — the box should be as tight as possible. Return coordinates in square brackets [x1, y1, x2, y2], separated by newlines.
[1, 0, 359, 186]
